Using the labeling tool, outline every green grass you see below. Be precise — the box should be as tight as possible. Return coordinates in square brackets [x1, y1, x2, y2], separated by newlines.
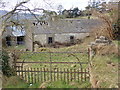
[3, 76, 29, 88]
[15, 43, 90, 70]
[46, 81, 76, 88]
[17, 52, 89, 69]
[91, 55, 118, 88]
[46, 81, 91, 88]
[113, 40, 120, 46]
[5, 37, 119, 88]
[28, 80, 91, 88]
[28, 83, 41, 88]
[5, 45, 26, 51]
[3, 76, 91, 88]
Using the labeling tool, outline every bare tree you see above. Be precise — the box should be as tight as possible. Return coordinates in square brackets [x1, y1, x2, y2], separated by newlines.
[57, 4, 64, 15]
[0, 0, 55, 33]
[91, 1, 119, 40]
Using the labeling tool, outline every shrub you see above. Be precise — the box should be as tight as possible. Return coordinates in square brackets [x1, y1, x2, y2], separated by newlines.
[1, 50, 15, 77]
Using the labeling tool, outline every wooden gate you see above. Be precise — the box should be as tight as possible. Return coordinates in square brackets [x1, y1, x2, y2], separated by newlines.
[14, 51, 90, 83]
[16, 67, 89, 83]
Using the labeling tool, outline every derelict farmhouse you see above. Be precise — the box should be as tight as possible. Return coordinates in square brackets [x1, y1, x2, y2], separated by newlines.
[25, 16, 102, 51]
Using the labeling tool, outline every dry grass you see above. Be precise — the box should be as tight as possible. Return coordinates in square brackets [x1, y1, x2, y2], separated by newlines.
[91, 54, 119, 88]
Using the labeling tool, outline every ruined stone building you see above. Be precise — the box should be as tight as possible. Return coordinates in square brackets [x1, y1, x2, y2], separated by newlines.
[2, 26, 25, 46]
[25, 16, 102, 51]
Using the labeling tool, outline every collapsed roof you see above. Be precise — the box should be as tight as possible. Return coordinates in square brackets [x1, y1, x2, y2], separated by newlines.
[32, 19, 103, 34]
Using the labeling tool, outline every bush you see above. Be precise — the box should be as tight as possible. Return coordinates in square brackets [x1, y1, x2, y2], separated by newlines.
[1, 50, 15, 77]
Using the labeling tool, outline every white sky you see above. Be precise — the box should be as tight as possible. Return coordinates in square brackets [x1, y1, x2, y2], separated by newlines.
[2, 0, 110, 11]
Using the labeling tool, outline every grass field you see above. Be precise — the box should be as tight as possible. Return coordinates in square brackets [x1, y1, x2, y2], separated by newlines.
[3, 37, 119, 88]
[16, 51, 89, 69]
[3, 76, 91, 88]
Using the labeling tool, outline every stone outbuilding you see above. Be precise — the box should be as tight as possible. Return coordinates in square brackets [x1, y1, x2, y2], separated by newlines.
[2, 26, 25, 46]
[25, 17, 102, 51]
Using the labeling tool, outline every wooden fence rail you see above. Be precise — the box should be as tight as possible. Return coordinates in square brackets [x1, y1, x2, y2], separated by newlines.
[16, 61, 88, 64]
[16, 67, 89, 84]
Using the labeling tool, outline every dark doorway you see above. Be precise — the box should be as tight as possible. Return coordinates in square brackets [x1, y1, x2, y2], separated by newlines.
[48, 37, 53, 44]
[6, 36, 11, 46]
[70, 36, 74, 44]
[17, 36, 24, 45]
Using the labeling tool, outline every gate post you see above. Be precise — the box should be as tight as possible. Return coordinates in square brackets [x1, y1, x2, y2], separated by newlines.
[88, 47, 94, 66]
[9, 52, 16, 70]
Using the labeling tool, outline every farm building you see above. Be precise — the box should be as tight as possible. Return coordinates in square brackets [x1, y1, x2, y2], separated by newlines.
[2, 26, 25, 46]
[25, 16, 102, 51]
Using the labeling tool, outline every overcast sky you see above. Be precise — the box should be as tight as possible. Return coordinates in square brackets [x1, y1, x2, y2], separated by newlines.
[2, 0, 110, 11]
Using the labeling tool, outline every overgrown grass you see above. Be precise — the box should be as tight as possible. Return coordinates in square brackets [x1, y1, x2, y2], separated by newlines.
[91, 54, 118, 88]
[3, 76, 29, 88]
[113, 40, 120, 47]
[17, 52, 89, 69]
[3, 76, 91, 88]
[47, 81, 89, 88]
[15, 37, 93, 69]
[5, 45, 25, 51]
[29, 80, 91, 88]
[5, 37, 119, 88]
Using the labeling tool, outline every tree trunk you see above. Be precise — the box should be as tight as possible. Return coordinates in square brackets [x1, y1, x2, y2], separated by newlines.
[0, 20, 3, 89]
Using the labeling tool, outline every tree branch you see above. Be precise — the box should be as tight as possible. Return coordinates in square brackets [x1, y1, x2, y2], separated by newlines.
[0, 0, 29, 22]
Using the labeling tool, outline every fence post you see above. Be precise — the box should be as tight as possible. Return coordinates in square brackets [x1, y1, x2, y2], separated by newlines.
[31, 68, 33, 83]
[54, 68, 56, 81]
[57, 68, 59, 81]
[24, 68, 27, 82]
[74, 69, 76, 81]
[63, 68, 65, 82]
[40, 68, 42, 82]
[49, 52, 53, 81]
[12, 52, 17, 74]
[18, 66, 20, 77]
[88, 47, 94, 66]
[34, 68, 37, 83]
[60, 68, 62, 81]
[67, 68, 69, 83]
[37, 68, 39, 82]
[28, 68, 30, 83]
[43, 68, 46, 82]
[49, 52, 52, 70]
[78, 69, 80, 82]
[81, 68, 83, 82]
[85, 69, 86, 81]
[70, 69, 72, 81]
[21, 66, 23, 79]
[46, 68, 49, 81]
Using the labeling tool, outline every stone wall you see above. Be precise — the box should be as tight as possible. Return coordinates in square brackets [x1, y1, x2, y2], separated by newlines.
[34, 34, 47, 46]
[55, 33, 89, 43]
[88, 36, 117, 88]
[33, 32, 89, 48]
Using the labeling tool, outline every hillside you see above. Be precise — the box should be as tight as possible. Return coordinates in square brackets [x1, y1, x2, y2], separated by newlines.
[0, 10, 41, 20]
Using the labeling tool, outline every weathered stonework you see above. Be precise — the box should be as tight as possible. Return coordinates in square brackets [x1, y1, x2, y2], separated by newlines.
[25, 18, 103, 51]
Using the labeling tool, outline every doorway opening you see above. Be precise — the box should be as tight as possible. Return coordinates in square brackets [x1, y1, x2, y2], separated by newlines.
[6, 36, 11, 46]
[17, 36, 24, 45]
[70, 36, 74, 44]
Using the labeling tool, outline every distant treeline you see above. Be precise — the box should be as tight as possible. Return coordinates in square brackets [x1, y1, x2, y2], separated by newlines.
[61, 7, 91, 18]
